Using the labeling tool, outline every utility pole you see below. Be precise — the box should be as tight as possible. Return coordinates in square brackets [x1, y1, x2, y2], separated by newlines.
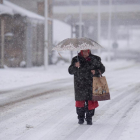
[98, 0, 101, 55]
[44, 0, 48, 69]
[98, 0, 101, 43]
[108, 0, 112, 61]
[0, 18, 4, 68]
[26, 21, 33, 67]
[79, 0, 82, 38]
[0, 0, 4, 68]
[48, 0, 53, 65]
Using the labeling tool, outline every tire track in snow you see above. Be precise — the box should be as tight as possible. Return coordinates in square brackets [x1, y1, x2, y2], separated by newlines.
[0, 85, 73, 122]
[0, 88, 74, 140]
[76, 86, 140, 140]
[65, 85, 140, 140]
[0, 78, 73, 107]
[16, 85, 139, 140]
[105, 97, 140, 140]
[0, 79, 74, 140]
[0, 78, 73, 122]
[0, 78, 73, 95]
[15, 101, 75, 140]
[0, 88, 65, 107]
[1, 79, 139, 140]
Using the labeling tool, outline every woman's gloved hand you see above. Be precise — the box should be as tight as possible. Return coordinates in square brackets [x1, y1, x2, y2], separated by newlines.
[75, 62, 80, 68]
[91, 70, 95, 75]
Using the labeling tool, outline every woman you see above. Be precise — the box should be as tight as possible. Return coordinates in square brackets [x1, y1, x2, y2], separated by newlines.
[68, 49, 105, 125]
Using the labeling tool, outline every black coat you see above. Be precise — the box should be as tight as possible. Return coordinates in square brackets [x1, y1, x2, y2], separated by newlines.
[68, 53, 105, 101]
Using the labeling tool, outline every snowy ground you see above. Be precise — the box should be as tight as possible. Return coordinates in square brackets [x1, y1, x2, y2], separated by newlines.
[0, 59, 140, 140]
[0, 62, 71, 91]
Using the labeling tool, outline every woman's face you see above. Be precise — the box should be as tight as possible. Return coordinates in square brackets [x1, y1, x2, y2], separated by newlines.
[82, 50, 90, 58]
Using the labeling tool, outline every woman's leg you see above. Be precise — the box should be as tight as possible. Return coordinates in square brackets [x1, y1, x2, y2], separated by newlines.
[76, 101, 85, 124]
[76, 107, 85, 124]
[85, 100, 95, 125]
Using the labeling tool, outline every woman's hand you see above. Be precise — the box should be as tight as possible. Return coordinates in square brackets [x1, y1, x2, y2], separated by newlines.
[91, 70, 95, 75]
[75, 62, 80, 68]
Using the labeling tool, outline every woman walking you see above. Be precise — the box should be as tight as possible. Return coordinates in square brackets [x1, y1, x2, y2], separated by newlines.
[68, 49, 105, 125]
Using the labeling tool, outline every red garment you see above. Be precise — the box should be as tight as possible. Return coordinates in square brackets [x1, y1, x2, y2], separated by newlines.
[80, 49, 90, 57]
[76, 100, 99, 110]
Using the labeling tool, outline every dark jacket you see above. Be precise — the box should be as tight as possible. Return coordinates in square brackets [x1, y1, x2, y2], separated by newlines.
[68, 53, 105, 101]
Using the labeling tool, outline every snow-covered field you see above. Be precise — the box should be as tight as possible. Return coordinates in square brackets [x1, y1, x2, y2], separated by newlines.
[0, 59, 140, 140]
[0, 63, 71, 91]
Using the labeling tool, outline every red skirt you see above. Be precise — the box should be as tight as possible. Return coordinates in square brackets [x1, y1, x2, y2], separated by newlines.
[76, 100, 99, 110]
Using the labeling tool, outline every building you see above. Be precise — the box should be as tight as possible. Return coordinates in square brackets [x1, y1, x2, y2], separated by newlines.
[0, 0, 44, 67]
[0, 0, 72, 68]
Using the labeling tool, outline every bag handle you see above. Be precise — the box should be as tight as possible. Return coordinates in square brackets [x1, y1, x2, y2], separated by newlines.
[98, 69, 102, 77]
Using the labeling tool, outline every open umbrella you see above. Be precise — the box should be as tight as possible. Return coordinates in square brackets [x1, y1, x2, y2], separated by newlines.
[52, 37, 104, 62]
[52, 37, 103, 51]
[52, 37, 104, 76]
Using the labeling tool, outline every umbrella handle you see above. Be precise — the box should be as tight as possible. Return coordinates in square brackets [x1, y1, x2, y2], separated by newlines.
[57, 51, 63, 58]
[77, 51, 80, 68]
[77, 51, 79, 61]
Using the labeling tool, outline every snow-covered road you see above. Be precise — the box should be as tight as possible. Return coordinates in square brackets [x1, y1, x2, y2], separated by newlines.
[0, 60, 140, 140]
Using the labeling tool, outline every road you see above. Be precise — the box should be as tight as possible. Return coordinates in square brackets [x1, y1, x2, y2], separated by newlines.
[0, 63, 140, 140]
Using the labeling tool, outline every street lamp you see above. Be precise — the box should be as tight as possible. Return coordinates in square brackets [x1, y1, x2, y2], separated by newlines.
[79, 0, 82, 38]
[98, 0, 101, 43]
[108, 0, 112, 61]
[98, 0, 101, 55]
[44, 0, 49, 70]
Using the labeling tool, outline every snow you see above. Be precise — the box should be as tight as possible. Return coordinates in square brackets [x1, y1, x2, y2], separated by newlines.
[100, 28, 140, 51]
[53, 19, 71, 43]
[0, 4, 13, 15]
[0, 59, 140, 140]
[0, 63, 71, 91]
[3, 0, 44, 20]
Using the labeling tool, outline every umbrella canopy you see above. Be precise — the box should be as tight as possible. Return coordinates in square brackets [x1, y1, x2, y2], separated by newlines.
[52, 37, 104, 51]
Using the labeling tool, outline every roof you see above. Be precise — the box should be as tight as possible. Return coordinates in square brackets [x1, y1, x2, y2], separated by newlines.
[0, 4, 13, 15]
[0, 0, 44, 21]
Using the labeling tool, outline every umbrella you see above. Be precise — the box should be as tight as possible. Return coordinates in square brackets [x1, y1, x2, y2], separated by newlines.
[52, 37, 104, 63]
[52, 37, 104, 51]
[52, 37, 104, 76]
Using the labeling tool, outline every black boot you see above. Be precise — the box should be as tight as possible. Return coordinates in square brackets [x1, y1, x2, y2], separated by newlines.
[86, 117, 92, 125]
[85, 107, 95, 125]
[76, 107, 85, 124]
[78, 118, 84, 124]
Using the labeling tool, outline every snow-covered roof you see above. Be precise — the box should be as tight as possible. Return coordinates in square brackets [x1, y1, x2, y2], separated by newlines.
[0, 4, 13, 15]
[1, 0, 44, 20]
[1, 0, 71, 42]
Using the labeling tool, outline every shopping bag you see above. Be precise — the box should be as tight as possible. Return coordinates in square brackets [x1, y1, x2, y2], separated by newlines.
[92, 75, 110, 101]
